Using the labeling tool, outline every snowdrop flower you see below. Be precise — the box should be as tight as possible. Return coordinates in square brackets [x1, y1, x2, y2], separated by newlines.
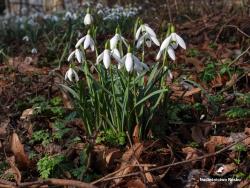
[136, 32, 160, 48]
[121, 46, 149, 73]
[64, 11, 77, 20]
[135, 23, 157, 41]
[75, 30, 95, 51]
[96, 42, 122, 69]
[84, 8, 93, 25]
[65, 67, 79, 82]
[110, 27, 127, 50]
[22, 36, 29, 42]
[156, 32, 186, 61]
[31, 48, 37, 54]
[67, 49, 84, 63]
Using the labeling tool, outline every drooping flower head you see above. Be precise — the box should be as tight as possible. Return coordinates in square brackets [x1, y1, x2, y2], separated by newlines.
[96, 41, 122, 69]
[65, 65, 79, 82]
[110, 26, 127, 50]
[75, 30, 95, 51]
[156, 24, 186, 61]
[84, 8, 93, 25]
[67, 49, 84, 63]
[121, 45, 149, 73]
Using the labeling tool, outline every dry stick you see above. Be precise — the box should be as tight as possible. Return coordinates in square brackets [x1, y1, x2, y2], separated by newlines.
[0, 178, 97, 188]
[215, 24, 250, 42]
[228, 45, 250, 67]
[93, 135, 250, 183]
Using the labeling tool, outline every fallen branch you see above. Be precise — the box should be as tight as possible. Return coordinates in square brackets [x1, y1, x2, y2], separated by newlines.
[0, 178, 97, 188]
[92, 135, 250, 183]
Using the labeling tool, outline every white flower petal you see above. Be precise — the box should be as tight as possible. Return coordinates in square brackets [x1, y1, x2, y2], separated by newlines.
[136, 35, 145, 48]
[84, 13, 93, 25]
[67, 51, 75, 62]
[125, 53, 133, 72]
[121, 36, 128, 47]
[90, 38, 95, 51]
[160, 35, 171, 51]
[156, 50, 162, 60]
[110, 34, 119, 50]
[103, 49, 111, 69]
[72, 69, 79, 81]
[150, 35, 160, 46]
[135, 26, 142, 40]
[174, 33, 186, 49]
[75, 49, 82, 63]
[112, 48, 121, 59]
[167, 47, 176, 61]
[68, 68, 73, 81]
[84, 35, 91, 49]
[96, 52, 104, 64]
[75, 36, 86, 48]
[144, 25, 157, 37]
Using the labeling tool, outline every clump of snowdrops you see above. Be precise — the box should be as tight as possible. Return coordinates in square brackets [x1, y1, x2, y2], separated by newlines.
[62, 9, 186, 142]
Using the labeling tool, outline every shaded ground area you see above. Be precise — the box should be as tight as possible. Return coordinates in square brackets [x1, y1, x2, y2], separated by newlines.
[0, 1, 250, 187]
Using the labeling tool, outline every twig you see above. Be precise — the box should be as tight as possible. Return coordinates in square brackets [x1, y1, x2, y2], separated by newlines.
[93, 135, 250, 183]
[229, 45, 250, 67]
[0, 178, 97, 188]
[215, 24, 250, 42]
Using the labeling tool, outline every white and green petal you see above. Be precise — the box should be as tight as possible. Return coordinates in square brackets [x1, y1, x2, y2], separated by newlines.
[135, 24, 157, 41]
[75, 34, 95, 51]
[103, 49, 111, 69]
[167, 46, 176, 61]
[75, 36, 86, 48]
[110, 33, 127, 50]
[65, 67, 79, 82]
[84, 13, 93, 25]
[96, 49, 122, 69]
[136, 33, 160, 48]
[171, 33, 186, 49]
[75, 49, 83, 63]
[125, 53, 133, 72]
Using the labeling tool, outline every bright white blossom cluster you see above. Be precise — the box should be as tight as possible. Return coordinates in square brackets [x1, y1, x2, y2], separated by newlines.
[97, 4, 141, 21]
[65, 11, 186, 82]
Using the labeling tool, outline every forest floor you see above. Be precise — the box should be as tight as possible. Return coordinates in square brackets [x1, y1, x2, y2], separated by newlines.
[0, 1, 250, 187]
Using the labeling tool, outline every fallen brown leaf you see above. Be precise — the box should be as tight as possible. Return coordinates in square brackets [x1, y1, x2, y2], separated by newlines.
[114, 143, 144, 185]
[126, 179, 146, 188]
[5, 156, 22, 184]
[132, 125, 140, 144]
[105, 149, 122, 167]
[204, 136, 232, 153]
[20, 108, 34, 120]
[10, 133, 30, 168]
[182, 147, 199, 165]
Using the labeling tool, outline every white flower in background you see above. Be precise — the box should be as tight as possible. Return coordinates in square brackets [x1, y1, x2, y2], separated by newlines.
[22, 36, 29, 42]
[110, 28, 127, 50]
[67, 49, 84, 63]
[121, 46, 149, 73]
[84, 8, 93, 25]
[96, 42, 122, 69]
[156, 32, 186, 61]
[136, 32, 160, 48]
[135, 23, 157, 41]
[65, 67, 79, 82]
[64, 11, 77, 20]
[75, 30, 95, 51]
[31, 48, 37, 54]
